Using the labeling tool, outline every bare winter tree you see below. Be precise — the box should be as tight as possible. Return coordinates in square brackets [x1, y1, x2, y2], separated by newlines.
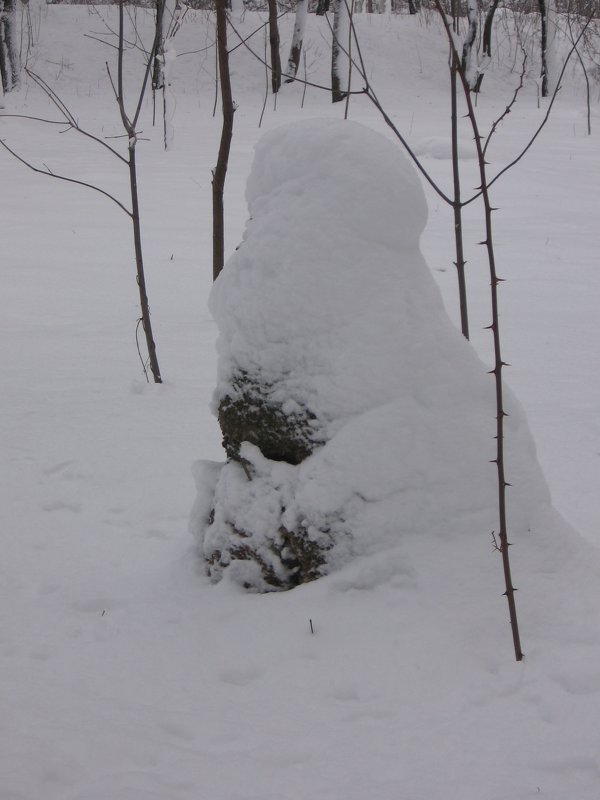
[0, 0, 20, 93]
[450, 1, 470, 338]
[267, 0, 281, 93]
[212, 0, 235, 281]
[343, 5, 592, 658]
[474, 0, 500, 93]
[462, 0, 480, 89]
[539, 0, 557, 96]
[152, 0, 184, 149]
[331, 0, 352, 103]
[284, 0, 308, 83]
[0, 1, 164, 383]
[460, 0, 500, 93]
[152, 0, 167, 91]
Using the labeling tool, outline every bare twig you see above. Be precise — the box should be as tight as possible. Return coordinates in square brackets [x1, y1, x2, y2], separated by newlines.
[0, 136, 132, 215]
[474, 18, 593, 200]
[135, 317, 150, 382]
[227, 11, 287, 55]
[483, 47, 528, 159]
[259, 27, 269, 128]
[348, 19, 454, 206]
[213, 0, 235, 282]
[83, 33, 120, 52]
[0, 113, 67, 125]
[25, 68, 77, 126]
[227, 14, 363, 97]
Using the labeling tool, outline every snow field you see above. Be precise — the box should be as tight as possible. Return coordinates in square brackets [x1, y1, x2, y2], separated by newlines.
[1, 6, 600, 799]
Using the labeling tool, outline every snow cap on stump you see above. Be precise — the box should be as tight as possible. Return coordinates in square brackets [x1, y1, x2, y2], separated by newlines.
[191, 118, 548, 592]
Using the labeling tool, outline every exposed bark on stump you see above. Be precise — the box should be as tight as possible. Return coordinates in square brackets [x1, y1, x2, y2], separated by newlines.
[217, 371, 322, 465]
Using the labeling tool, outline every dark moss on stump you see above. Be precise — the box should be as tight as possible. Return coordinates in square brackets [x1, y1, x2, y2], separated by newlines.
[217, 370, 322, 464]
[207, 522, 334, 590]
[209, 370, 334, 590]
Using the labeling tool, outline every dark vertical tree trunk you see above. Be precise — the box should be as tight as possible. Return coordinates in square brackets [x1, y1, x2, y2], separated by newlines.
[129, 145, 162, 384]
[449, 0, 469, 339]
[152, 0, 166, 91]
[116, 0, 163, 383]
[0, 27, 9, 93]
[475, 0, 500, 93]
[267, 0, 281, 94]
[539, 0, 549, 97]
[436, 0, 523, 661]
[450, 54, 469, 340]
[212, 0, 235, 282]
[0, 0, 20, 93]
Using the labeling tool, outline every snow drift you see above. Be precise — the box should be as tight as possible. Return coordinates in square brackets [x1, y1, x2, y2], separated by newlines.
[191, 118, 549, 591]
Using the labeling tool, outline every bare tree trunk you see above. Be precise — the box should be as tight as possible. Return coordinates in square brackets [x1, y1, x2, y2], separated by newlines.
[539, 0, 549, 97]
[267, 0, 281, 94]
[0, 27, 8, 94]
[331, 0, 351, 103]
[284, 0, 308, 83]
[450, 54, 469, 339]
[462, 0, 479, 90]
[116, 0, 163, 383]
[0, 0, 21, 93]
[437, 0, 523, 661]
[212, 0, 235, 282]
[152, 0, 166, 91]
[152, 0, 182, 151]
[128, 145, 162, 383]
[475, 0, 500, 93]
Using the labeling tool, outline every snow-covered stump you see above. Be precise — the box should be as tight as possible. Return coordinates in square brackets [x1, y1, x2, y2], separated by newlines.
[191, 119, 547, 592]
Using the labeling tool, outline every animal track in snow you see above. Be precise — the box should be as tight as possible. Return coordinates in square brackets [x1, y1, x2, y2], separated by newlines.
[158, 718, 197, 742]
[42, 499, 82, 513]
[551, 670, 600, 696]
[218, 665, 264, 687]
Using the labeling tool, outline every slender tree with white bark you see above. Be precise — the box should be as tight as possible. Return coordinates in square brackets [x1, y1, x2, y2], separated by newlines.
[284, 0, 308, 83]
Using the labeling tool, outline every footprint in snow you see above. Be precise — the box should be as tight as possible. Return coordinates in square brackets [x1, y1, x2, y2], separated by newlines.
[551, 671, 600, 696]
[42, 499, 82, 513]
[219, 665, 264, 687]
[158, 718, 197, 742]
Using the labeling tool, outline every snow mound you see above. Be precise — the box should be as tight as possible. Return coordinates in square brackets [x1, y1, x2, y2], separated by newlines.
[191, 118, 549, 590]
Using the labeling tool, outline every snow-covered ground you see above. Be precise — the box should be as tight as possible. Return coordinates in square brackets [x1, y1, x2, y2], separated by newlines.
[1, 5, 599, 799]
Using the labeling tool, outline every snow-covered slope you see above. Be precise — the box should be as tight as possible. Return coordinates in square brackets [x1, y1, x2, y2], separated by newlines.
[1, 6, 600, 799]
